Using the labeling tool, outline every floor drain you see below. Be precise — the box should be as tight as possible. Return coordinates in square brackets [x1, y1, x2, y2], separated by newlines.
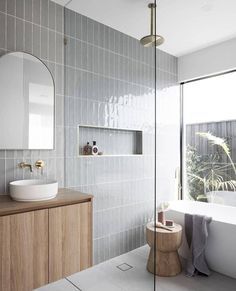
[116, 263, 133, 271]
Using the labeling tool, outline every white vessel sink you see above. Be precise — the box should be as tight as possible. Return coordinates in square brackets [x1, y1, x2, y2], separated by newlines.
[9, 179, 58, 202]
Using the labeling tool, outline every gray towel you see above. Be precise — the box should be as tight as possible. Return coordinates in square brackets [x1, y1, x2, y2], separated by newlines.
[185, 213, 212, 277]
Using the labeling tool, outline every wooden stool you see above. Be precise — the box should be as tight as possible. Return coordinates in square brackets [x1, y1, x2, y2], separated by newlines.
[146, 222, 182, 277]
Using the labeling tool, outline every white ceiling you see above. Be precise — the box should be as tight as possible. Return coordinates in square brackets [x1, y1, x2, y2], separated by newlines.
[52, 0, 236, 56]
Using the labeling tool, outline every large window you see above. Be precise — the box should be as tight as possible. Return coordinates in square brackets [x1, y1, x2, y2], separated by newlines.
[183, 71, 236, 207]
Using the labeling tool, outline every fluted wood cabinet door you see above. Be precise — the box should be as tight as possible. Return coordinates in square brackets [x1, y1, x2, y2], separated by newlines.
[0, 210, 48, 291]
[48, 202, 92, 282]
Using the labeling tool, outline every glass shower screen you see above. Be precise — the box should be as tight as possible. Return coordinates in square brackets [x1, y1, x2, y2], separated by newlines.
[63, 0, 179, 290]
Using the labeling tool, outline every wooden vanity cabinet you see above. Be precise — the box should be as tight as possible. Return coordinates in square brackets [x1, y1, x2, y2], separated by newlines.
[0, 189, 93, 291]
[49, 202, 92, 282]
[0, 210, 48, 291]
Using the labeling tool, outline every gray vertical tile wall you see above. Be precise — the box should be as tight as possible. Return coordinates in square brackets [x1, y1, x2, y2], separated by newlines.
[0, 0, 65, 193]
[64, 8, 178, 264]
[0, 0, 178, 266]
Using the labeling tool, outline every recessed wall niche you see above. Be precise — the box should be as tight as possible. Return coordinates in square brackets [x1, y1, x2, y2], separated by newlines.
[78, 125, 143, 156]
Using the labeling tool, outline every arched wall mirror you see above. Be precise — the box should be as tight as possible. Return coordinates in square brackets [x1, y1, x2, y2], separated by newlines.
[0, 52, 55, 150]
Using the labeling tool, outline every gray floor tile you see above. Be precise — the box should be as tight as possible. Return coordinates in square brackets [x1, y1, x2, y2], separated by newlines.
[34, 279, 79, 291]
[38, 246, 236, 291]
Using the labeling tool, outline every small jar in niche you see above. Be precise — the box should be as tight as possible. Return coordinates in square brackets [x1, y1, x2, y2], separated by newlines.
[83, 142, 92, 155]
[92, 141, 98, 155]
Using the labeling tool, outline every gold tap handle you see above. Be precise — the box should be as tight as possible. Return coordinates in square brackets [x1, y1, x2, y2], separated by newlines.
[35, 160, 45, 169]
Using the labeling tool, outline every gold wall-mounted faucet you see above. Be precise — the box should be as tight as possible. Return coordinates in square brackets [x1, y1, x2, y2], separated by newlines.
[19, 162, 33, 172]
[19, 160, 45, 173]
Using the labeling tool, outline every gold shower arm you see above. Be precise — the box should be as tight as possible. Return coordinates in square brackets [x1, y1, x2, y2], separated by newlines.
[149, 3, 156, 36]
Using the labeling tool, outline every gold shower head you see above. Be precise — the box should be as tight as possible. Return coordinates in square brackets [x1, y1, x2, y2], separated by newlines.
[140, 3, 164, 47]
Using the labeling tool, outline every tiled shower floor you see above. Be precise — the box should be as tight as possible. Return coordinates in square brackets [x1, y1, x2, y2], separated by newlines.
[36, 245, 236, 291]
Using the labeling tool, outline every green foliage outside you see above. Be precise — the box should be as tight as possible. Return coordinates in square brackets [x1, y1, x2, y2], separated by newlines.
[186, 132, 236, 201]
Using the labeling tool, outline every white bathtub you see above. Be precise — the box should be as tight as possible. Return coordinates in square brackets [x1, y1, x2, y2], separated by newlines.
[166, 200, 236, 279]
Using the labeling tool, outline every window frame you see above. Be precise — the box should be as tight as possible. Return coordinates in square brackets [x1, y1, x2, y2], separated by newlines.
[180, 69, 236, 200]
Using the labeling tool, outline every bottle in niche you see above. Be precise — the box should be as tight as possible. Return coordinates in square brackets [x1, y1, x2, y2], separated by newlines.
[83, 142, 92, 155]
[92, 141, 98, 155]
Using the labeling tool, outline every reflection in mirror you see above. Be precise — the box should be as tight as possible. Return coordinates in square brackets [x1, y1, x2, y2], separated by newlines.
[0, 52, 54, 149]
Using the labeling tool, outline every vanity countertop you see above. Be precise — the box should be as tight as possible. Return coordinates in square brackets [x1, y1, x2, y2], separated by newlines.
[0, 188, 93, 217]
